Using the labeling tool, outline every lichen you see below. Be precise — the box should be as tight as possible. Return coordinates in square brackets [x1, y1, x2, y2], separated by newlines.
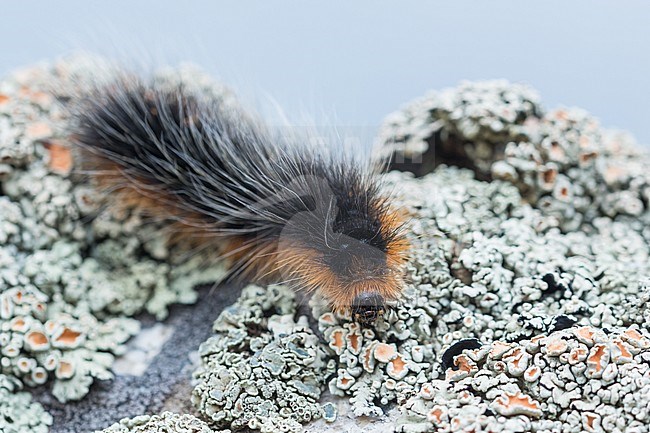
[192, 285, 335, 432]
[377, 80, 542, 177]
[97, 411, 230, 433]
[398, 325, 650, 432]
[0, 374, 52, 433]
[0, 282, 140, 402]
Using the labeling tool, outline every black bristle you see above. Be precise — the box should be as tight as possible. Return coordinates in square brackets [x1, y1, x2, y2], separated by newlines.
[70, 72, 408, 313]
[74, 79, 395, 246]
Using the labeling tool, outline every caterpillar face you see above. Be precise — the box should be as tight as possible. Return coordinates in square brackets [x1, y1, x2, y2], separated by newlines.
[275, 199, 409, 323]
[351, 292, 386, 323]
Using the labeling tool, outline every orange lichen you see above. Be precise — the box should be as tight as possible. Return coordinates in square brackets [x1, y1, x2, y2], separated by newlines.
[10, 317, 27, 332]
[586, 344, 608, 376]
[387, 354, 408, 379]
[0, 94, 9, 105]
[540, 167, 557, 187]
[427, 406, 446, 424]
[455, 354, 474, 373]
[328, 328, 346, 355]
[25, 331, 49, 351]
[446, 354, 477, 381]
[457, 390, 472, 404]
[557, 186, 570, 200]
[56, 360, 75, 379]
[503, 348, 524, 368]
[582, 412, 599, 431]
[55, 327, 83, 347]
[545, 336, 568, 356]
[523, 366, 541, 382]
[24, 122, 52, 141]
[489, 341, 512, 360]
[530, 334, 546, 343]
[44, 141, 73, 174]
[419, 383, 435, 400]
[574, 326, 595, 345]
[623, 328, 650, 349]
[579, 151, 598, 165]
[492, 361, 507, 373]
[612, 338, 633, 363]
[373, 342, 397, 363]
[346, 329, 362, 355]
[493, 391, 542, 418]
[319, 313, 337, 326]
[568, 345, 589, 365]
[361, 343, 376, 373]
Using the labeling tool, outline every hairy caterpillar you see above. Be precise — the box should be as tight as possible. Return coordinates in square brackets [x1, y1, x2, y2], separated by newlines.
[70, 71, 410, 323]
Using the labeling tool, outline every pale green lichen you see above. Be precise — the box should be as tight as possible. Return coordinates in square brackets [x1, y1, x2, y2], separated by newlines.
[0, 277, 140, 402]
[97, 411, 230, 433]
[398, 325, 650, 432]
[0, 374, 52, 433]
[313, 167, 650, 420]
[192, 285, 335, 432]
[377, 80, 542, 176]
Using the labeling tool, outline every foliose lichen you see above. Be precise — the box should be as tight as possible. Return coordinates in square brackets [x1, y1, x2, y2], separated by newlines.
[192, 285, 335, 432]
[0, 373, 53, 433]
[398, 325, 650, 433]
[377, 80, 542, 177]
[97, 411, 229, 433]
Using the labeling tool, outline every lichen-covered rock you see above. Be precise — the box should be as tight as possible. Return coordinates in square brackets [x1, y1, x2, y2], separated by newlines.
[489, 108, 650, 232]
[192, 285, 335, 432]
[0, 374, 52, 433]
[378, 80, 650, 234]
[97, 411, 229, 433]
[377, 80, 542, 177]
[398, 325, 650, 432]
[0, 283, 140, 402]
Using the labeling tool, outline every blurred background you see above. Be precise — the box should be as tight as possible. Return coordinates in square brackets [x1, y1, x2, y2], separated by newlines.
[2, 1, 649, 143]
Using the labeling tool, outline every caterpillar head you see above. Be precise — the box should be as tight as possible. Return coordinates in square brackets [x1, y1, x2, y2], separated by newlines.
[277, 199, 410, 323]
[351, 292, 386, 323]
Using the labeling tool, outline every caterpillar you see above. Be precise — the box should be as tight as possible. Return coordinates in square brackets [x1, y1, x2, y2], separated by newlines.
[70, 71, 410, 323]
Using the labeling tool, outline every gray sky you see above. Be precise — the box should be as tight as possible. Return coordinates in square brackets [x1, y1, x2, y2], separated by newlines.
[2, 1, 649, 144]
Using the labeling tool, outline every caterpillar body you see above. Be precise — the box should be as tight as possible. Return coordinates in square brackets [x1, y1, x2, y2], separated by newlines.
[71, 73, 410, 323]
